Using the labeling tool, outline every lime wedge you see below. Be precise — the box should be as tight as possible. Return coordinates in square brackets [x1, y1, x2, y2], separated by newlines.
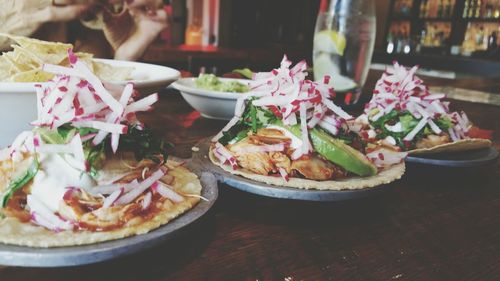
[314, 30, 347, 56]
[313, 52, 340, 81]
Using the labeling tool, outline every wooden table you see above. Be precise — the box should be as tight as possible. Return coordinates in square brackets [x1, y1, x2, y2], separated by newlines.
[1, 71, 499, 281]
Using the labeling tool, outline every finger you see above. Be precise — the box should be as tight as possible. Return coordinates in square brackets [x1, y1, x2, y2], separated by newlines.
[130, 7, 167, 22]
[37, 5, 89, 22]
[126, 0, 162, 10]
[52, 0, 93, 5]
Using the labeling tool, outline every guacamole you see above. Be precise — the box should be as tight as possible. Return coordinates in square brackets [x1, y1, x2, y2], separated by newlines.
[195, 74, 250, 93]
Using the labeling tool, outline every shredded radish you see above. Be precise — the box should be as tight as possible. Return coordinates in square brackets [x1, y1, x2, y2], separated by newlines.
[214, 142, 238, 169]
[123, 93, 158, 115]
[142, 191, 152, 210]
[27, 195, 73, 231]
[152, 181, 184, 203]
[3, 50, 165, 232]
[212, 55, 355, 162]
[364, 62, 472, 141]
[237, 143, 286, 154]
[404, 117, 428, 141]
[278, 167, 289, 182]
[32, 49, 159, 154]
[102, 188, 124, 208]
[115, 169, 166, 205]
[367, 148, 407, 168]
[92, 179, 139, 195]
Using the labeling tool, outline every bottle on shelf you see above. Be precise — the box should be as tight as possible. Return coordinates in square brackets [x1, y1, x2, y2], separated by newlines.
[396, 31, 404, 53]
[468, 0, 476, 18]
[463, 0, 470, 18]
[420, 0, 428, 17]
[487, 31, 497, 51]
[475, 26, 485, 48]
[485, 4, 493, 17]
[438, 0, 444, 17]
[444, 0, 452, 18]
[474, 0, 482, 18]
[386, 32, 395, 54]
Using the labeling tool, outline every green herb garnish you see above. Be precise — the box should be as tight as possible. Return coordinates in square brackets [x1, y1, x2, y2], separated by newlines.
[1, 158, 39, 207]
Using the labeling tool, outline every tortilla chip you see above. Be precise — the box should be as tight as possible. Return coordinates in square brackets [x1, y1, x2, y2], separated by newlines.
[9, 69, 54, 83]
[0, 33, 73, 65]
[209, 148, 405, 190]
[93, 61, 133, 81]
[0, 160, 201, 248]
[409, 138, 492, 155]
[0, 33, 134, 82]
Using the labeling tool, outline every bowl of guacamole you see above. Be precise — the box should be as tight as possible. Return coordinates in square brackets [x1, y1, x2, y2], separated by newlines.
[195, 74, 250, 93]
[172, 75, 252, 120]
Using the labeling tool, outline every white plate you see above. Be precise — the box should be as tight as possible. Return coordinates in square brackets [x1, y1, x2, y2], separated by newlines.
[0, 59, 180, 95]
[172, 77, 251, 120]
[0, 59, 180, 147]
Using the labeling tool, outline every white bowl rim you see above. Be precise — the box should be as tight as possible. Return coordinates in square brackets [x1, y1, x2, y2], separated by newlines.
[0, 59, 181, 93]
[171, 77, 252, 100]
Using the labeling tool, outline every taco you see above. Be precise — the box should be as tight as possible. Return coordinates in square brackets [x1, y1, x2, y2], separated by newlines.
[0, 50, 202, 247]
[209, 56, 406, 190]
[349, 62, 492, 155]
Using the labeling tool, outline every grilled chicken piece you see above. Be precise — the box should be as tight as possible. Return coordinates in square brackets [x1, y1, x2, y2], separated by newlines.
[291, 155, 346, 180]
[269, 152, 291, 173]
[416, 134, 450, 149]
[227, 138, 274, 175]
[252, 128, 290, 144]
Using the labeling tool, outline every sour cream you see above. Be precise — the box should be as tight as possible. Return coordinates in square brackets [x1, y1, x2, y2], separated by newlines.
[31, 154, 95, 212]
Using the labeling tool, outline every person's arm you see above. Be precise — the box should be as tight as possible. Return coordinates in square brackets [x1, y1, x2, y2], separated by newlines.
[0, 0, 89, 50]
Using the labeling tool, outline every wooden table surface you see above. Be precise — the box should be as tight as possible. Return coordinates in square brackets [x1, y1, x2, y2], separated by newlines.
[1, 71, 499, 281]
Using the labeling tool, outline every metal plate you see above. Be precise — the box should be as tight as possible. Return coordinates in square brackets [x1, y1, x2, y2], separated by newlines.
[0, 162, 218, 267]
[406, 147, 499, 167]
[192, 138, 397, 202]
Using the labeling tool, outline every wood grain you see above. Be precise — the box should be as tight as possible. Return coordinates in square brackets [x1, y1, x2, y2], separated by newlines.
[1, 71, 499, 281]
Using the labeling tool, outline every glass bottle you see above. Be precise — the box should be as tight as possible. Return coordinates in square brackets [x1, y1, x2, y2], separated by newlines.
[312, 0, 376, 104]
[463, 0, 469, 18]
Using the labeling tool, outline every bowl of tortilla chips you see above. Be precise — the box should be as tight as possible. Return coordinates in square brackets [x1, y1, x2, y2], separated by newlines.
[0, 34, 180, 147]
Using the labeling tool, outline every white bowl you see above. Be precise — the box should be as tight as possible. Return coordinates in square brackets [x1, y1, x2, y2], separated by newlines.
[172, 77, 251, 120]
[0, 59, 180, 147]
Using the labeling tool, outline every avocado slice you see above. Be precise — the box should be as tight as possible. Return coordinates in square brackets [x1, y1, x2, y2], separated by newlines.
[309, 128, 377, 176]
[273, 121, 377, 177]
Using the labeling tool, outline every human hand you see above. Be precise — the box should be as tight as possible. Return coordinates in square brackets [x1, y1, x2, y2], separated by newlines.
[1, 0, 89, 38]
[104, 0, 167, 61]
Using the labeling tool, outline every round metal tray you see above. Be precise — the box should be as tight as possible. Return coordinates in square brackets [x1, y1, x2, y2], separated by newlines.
[192, 138, 397, 202]
[0, 162, 218, 267]
[406, 146, 499, 167]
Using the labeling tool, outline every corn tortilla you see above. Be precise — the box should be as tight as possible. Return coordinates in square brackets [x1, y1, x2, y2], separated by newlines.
[209, 148, 405, 191]
[0, 161, 201, 248]
[409, 138, 492, 155]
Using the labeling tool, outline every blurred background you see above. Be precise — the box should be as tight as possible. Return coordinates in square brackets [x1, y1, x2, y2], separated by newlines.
[144, 0, 500, 77]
